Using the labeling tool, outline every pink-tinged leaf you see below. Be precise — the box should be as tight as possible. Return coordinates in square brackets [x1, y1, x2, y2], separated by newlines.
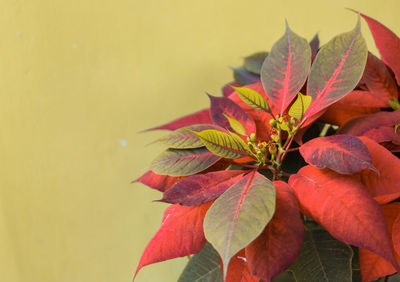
[393, 213, 400, 257]
[144, 109, 212, 131]
[352, 137, 400, 204]
[289, 165, 400, 272]
[338, 110, 400, 139]
[310, 33, 320, 58]
[333, 89, 389, 108]
[261, 22, 311, 116]
[358, 203, 400, 281]
[150, 148, 221, 177]
[159, 170, 246, 206]
[132, 171, 185, 192]
[299, 135, 377, 174]
[245, 181, 304, 281]
[362, 52, 399, 102]
[360, 12, 400, 85]
[208, 94, 257, 135]
[204, 171, 276, 278]
[223, 82, 241, 97]
[225, 250, 260, 282]
[134, 202, 212, 280]
[363, 126, 400, 144]
[305, 17, 368, 119]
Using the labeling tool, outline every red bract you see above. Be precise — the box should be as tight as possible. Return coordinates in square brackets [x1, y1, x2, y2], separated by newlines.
[133, 13, 400, 282]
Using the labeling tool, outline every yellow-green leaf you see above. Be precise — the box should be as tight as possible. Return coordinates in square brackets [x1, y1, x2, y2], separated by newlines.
[288, 92, 312, 121]
[187, 129, 249, 159]
[231, 86, 270, 113]
[223, 114, 247, 136]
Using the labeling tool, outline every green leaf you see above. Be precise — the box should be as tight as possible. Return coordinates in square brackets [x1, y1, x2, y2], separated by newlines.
[231, 86, 270, 113]
[187, 129, 249, 159]
[232, 68, 259, 85]
[289, 229, 353, 282]
[243, 52, 268, 74]
[204, 171, 276, 278]
[153, 124, 216, 149]
[288, 92, 312, 121]
[150, 148, 221, 176]
[261, 22, 311, 115]
[223, 114, 247, 136]
[178, 242, 223, 282]
[305, 16, 368, 119]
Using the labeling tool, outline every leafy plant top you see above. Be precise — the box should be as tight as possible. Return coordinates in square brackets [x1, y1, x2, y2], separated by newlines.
[133, 12, 400, 282]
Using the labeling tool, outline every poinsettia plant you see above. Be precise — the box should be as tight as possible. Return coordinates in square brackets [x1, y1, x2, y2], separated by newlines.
[133, 12, 400, 282]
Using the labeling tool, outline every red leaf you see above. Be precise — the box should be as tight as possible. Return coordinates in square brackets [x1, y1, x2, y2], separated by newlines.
[159, 170, 246, 206]
[245, 181, 304, 281]
[299, 135, 376, 174]
[359, 203, 400, 281]
[132, 171, 185, 192]
[143, 109, 212, 131]
[393, 212, 400, 257]
[261, 23, 311, 115]
[353, 137, 400, 204]
[208, 94, 257, 135]
[134, 202, 212, 279]
[338, 110, 400, 140]
[223, 82, 241, 97]
[362, 52, 399, 102]
[318, 102, 379, 126]
[310, 33, 320, 58]
[360, 13, 400, 85]
[289, 165, 400, 272]
[226, 250, 260, 282]
[305, 18, 367, 119]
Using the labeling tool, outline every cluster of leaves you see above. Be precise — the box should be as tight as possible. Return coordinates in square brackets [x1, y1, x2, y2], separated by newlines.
[133, 12, 400, 282]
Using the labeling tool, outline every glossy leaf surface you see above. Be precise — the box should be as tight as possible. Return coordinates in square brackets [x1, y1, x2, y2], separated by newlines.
[189, 129, 249, 159]
[145, 109, 212, 131]
[289, 165, 400, 272]
[208, 94, 256, 135]
[306, 17, 368, 119]
[289, 229, 353, 281]
[288, 92, 312, 121]
[160, 170, 246, 206]
[204, 171, 276, 277]
[261, 22, 311, 115]
[245, 181, 304, 281]
[178, 242, 223, 282]
[300, 135, 376, 174]
[360, 13, 400, 85]
[134, 202, 212, 279]
[150, 148, 221, 176]
[132, 171, 184, 192]
[153, 124, 218, 149]
[231, 86, 270, 113]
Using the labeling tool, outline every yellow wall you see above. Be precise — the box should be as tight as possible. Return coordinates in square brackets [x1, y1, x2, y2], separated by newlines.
[0, 0, 399, 281]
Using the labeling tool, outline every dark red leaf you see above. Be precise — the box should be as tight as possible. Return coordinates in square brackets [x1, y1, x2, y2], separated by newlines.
[362, 52, 399, 102]
[245, 181, 304, 281]
[225, 250, 260, 282]
[353, 137, 400, 204]
[360, 13, 400, 85]
[299, 135, 376, 174]
[143, 109, 212, 131]
[132, 171, 185, 192]
[208, 94, 257, 135]
[223, 82, 241, 97]
[359, 203, 400, 281]
[318, 102, 379, 126]
[310, 33, 320, 58]
[338, 110, 400, 140]
[159, 170, 246, 206]
[289, 165, 400, 272]
[134, 202, 212, 280]
[393, 212, 400, 257]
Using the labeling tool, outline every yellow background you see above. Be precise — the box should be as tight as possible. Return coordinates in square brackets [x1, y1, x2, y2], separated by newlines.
[0, 0, 398, 281]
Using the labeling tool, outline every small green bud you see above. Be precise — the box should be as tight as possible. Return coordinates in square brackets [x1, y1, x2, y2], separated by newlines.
[250, 133, 256, 142]
[269, 119, 277, 128]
